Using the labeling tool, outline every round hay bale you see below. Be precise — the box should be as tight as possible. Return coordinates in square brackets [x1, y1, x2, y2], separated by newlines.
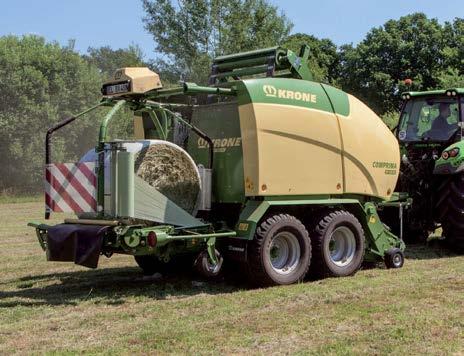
[134, 141, 201, 214]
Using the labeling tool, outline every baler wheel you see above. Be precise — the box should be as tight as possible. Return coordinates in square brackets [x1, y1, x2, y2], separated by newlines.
[436, 173, 464, 252]
[134, 255, 165, 275]
[310, 210, 365, 278]
[384, 248, 404, 269]
[247, 214, 311, 286]
[194, 249, 224, 279]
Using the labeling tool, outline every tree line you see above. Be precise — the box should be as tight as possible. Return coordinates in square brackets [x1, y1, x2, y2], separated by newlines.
[1, 0, 463, 193]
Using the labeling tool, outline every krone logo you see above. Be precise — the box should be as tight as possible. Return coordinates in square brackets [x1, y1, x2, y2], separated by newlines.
[263, 85, 277, 97]
[262, 84, 317, 103]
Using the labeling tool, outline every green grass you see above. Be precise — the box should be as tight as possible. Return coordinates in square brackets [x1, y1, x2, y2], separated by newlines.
[0, 194, 41, 204]
[0, 202, 463, 354]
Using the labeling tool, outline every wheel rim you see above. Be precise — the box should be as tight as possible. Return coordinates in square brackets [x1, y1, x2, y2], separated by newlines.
[392, 253, 402, 267]
[205, 253, 222, 274]
[328, 226, 356, 267]
[206, 262, 221, 274]
[269, 231, 301, 275]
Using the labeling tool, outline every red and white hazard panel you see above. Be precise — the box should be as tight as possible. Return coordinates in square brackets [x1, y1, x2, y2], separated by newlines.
[45, 162, 97, 213]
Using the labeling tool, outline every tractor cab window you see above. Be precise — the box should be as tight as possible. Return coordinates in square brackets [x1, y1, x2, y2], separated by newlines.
[398, 97, 460, 142]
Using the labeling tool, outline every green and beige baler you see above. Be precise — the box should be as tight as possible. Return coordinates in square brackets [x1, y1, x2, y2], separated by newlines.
[29, 46, 405, 286]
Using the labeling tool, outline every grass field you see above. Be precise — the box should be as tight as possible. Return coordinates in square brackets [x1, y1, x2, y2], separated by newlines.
[0, 201, 463, 354]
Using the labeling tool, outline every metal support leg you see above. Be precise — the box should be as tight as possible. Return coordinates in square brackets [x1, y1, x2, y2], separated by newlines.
[206, 237, 218, 265]
[399, 204, 404, 241]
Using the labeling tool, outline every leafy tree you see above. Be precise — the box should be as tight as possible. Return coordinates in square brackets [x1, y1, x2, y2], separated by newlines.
[84, 44, 146, 79]
[437, 68, 464, 88]
[282, 33, 339, 84]
[442, 18, 464, 73]
[381, 111, 400, 130]
[142, 0, 292, 84]
[339, 13, 447, 114]
[0, 35, 102, 193]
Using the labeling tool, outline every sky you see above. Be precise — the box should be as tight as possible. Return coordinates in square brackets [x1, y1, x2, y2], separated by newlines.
[1, 0, 462, 59]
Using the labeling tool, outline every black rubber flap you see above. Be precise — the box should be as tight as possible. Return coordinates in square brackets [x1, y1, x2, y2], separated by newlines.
[46, 224, 109, 268]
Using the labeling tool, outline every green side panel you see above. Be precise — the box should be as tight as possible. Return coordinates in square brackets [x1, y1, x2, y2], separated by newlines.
[115, 151, 202, 227]
[235, 200, 270, 238]
[133, 176, 203, 227]
[187, 102, 244, 203]
[116, 152, 135, 217]
[236, 78, 349, 116]
[434, 141, 464, 175]
[234, 197, 362, 240]
[321, 83, 350, 116]
[234, 198, 405, 263]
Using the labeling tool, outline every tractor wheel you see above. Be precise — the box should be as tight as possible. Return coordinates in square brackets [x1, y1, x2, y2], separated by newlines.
[436, 174, 464, 252]
[247, 214, 311, 286]
[310, 210, 365, 278]
[134, 255, 165, 275]
[194, 249, 224, 279]
[384, 248, 404, 269]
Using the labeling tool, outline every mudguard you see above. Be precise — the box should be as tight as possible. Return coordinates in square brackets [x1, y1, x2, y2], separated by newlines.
[46, 224, 110, 268]
[232, 198, 404, 262]
[434, 141, 464, 175]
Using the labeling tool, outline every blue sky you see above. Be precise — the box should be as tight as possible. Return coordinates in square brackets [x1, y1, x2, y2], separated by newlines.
[2, 0, 462, 59]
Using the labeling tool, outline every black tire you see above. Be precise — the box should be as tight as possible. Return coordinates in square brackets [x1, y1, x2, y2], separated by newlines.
[310, 210, 365, 278]
[247, 214, 311, 286]
[194, 249, 224, 279]
[435, 174, 464, 252]
[384, 248, 404, 269]
[134, 255, 165, 275]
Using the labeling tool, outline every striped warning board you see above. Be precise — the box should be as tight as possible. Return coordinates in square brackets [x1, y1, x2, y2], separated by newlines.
[45, 162, 97, 213]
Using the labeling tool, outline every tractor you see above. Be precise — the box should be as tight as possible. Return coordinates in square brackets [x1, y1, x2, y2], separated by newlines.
[383, 88, 464, 250]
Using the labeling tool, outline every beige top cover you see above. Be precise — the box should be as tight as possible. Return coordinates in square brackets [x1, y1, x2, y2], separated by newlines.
[239, 93, 399, 200]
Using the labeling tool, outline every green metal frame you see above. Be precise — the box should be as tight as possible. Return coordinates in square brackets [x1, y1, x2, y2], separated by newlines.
[234, 196, 404, 261]
[29, 219, 234, 265]
[360, 202, 405, 260]
[90, 83, 238, 214]
[96, 100, 126, 213]
[235, 196, 362, 239]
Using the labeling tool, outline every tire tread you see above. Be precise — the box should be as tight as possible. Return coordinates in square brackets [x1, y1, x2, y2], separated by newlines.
[438, 174, 464, 250]
[310, 210, 365, 278]
[248, 214, 311, 286]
